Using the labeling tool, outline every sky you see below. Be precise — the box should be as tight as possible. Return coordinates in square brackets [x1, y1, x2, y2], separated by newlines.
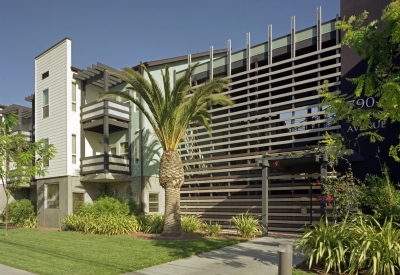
[0, 0, 340, 107]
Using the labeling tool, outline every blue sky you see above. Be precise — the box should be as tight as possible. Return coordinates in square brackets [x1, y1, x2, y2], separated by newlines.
[0, 0, 340, 107]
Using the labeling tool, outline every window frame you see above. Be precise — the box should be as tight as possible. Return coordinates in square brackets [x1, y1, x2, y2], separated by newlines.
[45, 183, 59, 209]
[120, 141, 129, 159]
[72, 134, 77, 164]
[43, 88, 49, 119]
[148, 193, 159, 213]
[134, 138, 140, 164]
[72, 82, 77, 112]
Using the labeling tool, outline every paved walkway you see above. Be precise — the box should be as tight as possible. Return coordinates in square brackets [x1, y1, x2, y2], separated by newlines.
[0, 264, 35, 275]
[126, 236, 303, 275]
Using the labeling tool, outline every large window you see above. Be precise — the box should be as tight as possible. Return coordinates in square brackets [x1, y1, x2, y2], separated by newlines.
[72, 134, 76, 164]
[72, 82, 77, 112]
[120, 142, 128, 158]
[149, 193, 159, 212]
[43, 89, 49, 118]
[46, 183, 59, 209]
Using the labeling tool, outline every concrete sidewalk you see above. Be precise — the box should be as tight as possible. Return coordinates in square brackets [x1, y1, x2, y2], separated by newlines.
[0, 264, 36, 275]
[126, 236, 303, 275]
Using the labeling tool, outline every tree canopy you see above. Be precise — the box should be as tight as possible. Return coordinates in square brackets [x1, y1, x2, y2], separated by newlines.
[320, 0, 400, 159]
[0, 112, 56, 235]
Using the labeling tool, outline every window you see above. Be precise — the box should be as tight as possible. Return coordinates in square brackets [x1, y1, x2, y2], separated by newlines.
[149, 193, 159, 212]
[110, 144, 116, 155]
[43, 138, 49, 167]
[43, 89, 49, 118]
[46, 183, 59, 209]
[134, 139, 140, 164]
[73, 193, 84, 214]
[72, 134, 76, 164]
[120, 142, 128, 158]
[72, 82, 76, 112]
[42, 71, 49, 80]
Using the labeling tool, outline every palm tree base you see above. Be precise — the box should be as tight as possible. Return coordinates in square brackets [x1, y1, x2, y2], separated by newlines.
[162, 186, 182, 236]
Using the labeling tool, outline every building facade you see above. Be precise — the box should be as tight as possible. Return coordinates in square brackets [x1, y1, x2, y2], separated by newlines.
[2, 0, 396, 232]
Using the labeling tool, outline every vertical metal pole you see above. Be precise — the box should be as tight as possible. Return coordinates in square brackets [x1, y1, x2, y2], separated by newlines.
[246, 32, 251, 71]
[80, 80, 86, 170]
[209, 46, 213, 80]
[320, 154, 328, 217]
[261, 154, 269, 236]
[188, 54, 192, 85]
[291, 16, 296, 58]
[227, 39, 231, 77]
[268, 25, 273, 65]
[104, 102, 109, 173]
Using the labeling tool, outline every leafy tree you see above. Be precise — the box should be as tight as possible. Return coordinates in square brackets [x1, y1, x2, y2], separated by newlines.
[320, 0, 400, 159]
[0, 112, 56, 235]
[98, 63, 233, 236]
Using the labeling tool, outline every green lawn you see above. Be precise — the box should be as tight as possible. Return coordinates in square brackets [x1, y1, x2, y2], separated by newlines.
[0, 227, 244, 275]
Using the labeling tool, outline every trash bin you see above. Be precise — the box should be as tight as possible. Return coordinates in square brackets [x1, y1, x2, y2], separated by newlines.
[278, 243, 293, 275]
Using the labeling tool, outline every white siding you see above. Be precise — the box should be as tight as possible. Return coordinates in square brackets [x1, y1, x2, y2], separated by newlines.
[67, 73, 81, 176]
[35, 39, 70, 178]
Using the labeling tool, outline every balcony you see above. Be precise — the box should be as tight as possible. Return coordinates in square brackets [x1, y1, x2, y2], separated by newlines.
[81, 154, 129, 175]
[81, 100, 130, 133]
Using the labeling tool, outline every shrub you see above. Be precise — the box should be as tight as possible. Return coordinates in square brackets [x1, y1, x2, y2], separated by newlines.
[296, 217, 352, 274]
[362, 168, 400, 223]
[347, 215, 400, 275]
[142, 214, 164, 234]
[202, 221, 221, 237]
[2, 199, 36, 228]
[181, 215, 202, 233]
[61, 214, 141, 235]
[78, 197, 129, 217]
[296, 214, 400, 275]
[231, 212, 262, 238]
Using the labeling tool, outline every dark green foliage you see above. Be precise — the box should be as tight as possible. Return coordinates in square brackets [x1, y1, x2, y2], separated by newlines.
[97, 183, 115, 198]
[78, 197, 130, 217]
[141, 214, 164, 234]
[1, 199, 36, 228]
[362, 168, 400, 223]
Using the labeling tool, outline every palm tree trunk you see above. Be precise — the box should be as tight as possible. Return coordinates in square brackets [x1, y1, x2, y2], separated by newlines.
[159, 149, 184, 236]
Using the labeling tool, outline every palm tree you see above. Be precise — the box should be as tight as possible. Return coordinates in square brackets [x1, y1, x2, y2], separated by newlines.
[98, 63, 233, 236]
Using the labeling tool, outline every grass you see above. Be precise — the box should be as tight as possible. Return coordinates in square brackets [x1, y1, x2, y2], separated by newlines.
[0, 227, 244, 275]
[292, 269, 315, 275]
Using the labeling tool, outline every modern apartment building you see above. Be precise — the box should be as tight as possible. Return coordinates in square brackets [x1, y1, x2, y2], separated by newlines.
[2, 0, 395, 232]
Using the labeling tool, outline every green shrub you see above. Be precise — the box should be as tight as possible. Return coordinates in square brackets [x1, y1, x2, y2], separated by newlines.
[78, 197, 129, 217]
[202, 221, 221, 237]
[2, 199, 36, 228]
[231, 212, 262, 238]
[181, 214, 202, 233]
[142, 214, 164, 234]
[347, 215, 400, 275]
[362, 168, 400, 223]
[296, 217, 352, 274]
[61, 214, 141, 235]
[296, 214, 400, 275]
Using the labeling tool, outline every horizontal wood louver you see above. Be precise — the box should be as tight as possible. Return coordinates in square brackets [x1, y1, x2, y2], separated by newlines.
[179, 35, 341, 232]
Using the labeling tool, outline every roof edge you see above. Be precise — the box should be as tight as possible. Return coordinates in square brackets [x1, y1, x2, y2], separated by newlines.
[35, 37, 71, 60]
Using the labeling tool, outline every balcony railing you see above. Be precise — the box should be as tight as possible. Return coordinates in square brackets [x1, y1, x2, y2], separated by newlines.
[81, 100, 130, 123]
[81, 154, 130, 175]
[11, 131, 32, 142]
